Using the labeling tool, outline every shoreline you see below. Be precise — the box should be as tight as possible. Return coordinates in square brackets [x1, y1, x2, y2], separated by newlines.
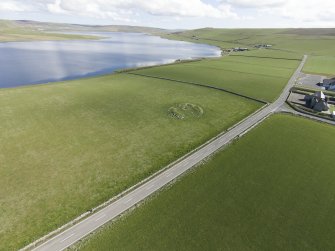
[0, 31, 222, 90]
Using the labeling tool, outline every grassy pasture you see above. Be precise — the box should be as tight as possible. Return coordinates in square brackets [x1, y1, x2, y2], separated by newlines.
[0, 73, 260, 250]
[164, 28, 284, 49]
[272, 36, 335, 56]
[0, 20, 98, 42]
[233, 49, 303, 60]
[77, 114, 335, 251]
[132, 55, 300, 102]
[167, 28, 335, 56]
[303, 56, 335, 76]
[2, 24, 335, 250]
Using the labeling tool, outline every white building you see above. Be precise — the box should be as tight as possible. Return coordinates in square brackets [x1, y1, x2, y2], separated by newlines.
[315, 91, 326, 100]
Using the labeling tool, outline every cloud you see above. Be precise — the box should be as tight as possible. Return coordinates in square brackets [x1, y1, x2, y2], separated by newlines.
[47, 0, 66, 14]
[222, 0, 286, 8]
[0, 0, 238, 22]
[46, 0, 238, 20]
[0, 1, 31, 12]
[264, 0, 335, 24]
[223, 0, 335, 25]
[46, 0, 132, 21]
[1, 0, 334, 27]
[0, 0, 54, 12]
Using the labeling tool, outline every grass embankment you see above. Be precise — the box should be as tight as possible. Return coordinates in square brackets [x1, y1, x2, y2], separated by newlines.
[131, 55, 300, 102]
[0, 20, 98, 42]
[0, 73, 261, 250]
[77, 114, 335, 251]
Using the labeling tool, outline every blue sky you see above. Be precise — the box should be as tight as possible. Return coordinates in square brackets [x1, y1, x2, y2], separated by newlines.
[0, 0, 334, 29]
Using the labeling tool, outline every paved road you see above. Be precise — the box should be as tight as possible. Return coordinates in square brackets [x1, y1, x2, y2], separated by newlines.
[278, 105, 335, 125]
[31, 55, 307, 251]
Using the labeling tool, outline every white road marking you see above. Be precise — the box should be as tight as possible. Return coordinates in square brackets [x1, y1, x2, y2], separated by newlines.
[60, 234, 75, 243]
[94, 214, 106, 222]
[166, 172, 173, 177]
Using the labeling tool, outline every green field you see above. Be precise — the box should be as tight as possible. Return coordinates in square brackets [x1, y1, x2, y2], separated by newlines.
[3, 24, 335, 250]
[77, 114, 335, 251]
[0, 73, 261, 250]
[303, 56, 335, 76]
[0, 20, 98, 42]
[132, 55, 300, 102]
[0, 19, 169, 42]
[166, 28, 335, 56]
[165, 28, 335, 77]
[164, 28, 286, 49]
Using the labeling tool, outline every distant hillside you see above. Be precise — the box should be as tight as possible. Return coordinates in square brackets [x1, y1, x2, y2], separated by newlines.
[0, 19, 172, 42]
[12, 20, 169, 35]
[163, 27, 335, 57]
[280, 28, 335, 36]
[0, 19, 99, 42]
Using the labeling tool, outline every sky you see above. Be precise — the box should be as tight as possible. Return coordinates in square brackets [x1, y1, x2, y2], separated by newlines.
[0, 0, 334, 29]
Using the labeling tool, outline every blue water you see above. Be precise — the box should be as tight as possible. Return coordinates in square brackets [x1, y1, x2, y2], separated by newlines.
[0, 32, 220, 88]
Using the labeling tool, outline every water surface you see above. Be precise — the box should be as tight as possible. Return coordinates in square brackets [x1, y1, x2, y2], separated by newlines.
[0, 32, 220, 88]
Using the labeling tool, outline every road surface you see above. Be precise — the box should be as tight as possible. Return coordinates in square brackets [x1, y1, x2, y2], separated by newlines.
[278, 104, 335, 125]
[31, 55, 307, 251]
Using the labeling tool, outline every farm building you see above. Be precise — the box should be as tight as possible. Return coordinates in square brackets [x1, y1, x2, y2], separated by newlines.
[305, 91, 329, 112]
[233, 47, 249, 52]
[254, 44, 272, 48]
[320, 78, 335, 91]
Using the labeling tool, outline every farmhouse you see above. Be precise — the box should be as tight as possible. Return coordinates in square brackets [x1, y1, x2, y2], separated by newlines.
[320, 78, 335, 91]
[254, 44, 272, 48]
[233, 47, 248, 52]
[323, 78, 335, 85]
[305, 91, 329, 112]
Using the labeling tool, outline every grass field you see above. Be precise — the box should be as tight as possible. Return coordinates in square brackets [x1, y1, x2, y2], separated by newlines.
[164, 28, 287, 50]
[132, 55, 300, 102]
[165, 28, 335, 77]
[0, 73, 261, 250]
[233, 49, 302, 60]
[303, 56, 335, 76]
[166, 28, 335, 56]
[77, 114, 335, 251]
[3, 24, 334, 250]
[0, 20, 98, 42]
